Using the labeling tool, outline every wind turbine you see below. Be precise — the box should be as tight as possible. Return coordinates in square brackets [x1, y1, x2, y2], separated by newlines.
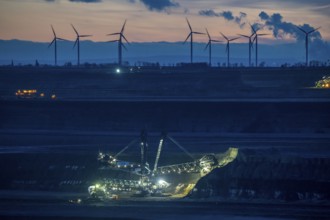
[205, 28, 222, 67]
[48, 25, 66, 66]
[107, 20, 129, 66]
[220, 32, 239, 67]
[250, 24, 268, 67]
[296, 26, 321, 66]
[71, 24, 92, 66]
[238, 32, 255, 67]
[184, 18, 204, 64]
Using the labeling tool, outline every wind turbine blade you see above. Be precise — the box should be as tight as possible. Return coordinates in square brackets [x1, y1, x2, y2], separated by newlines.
[258, 34, 268, 36]
[121, 43, 128, 51]
[121, 19, 127, 34]
[73, 39, 78, 48]
[51, 25, 56, 37]
[183, 33, 191, 44]
[254, 24, 263, 33]
[211, 40, 222, 43]
[229, 37, 240, 42]
[296, 26, 307, 34]
[193, 31, 205, 35]
[71, 24, 79, 36]
[107, 40, 118, 43]
[308, 26, 321, 34]
[107, 33, 120, 36]
[56, 37, 67, 41]
[220, 32, 228, 41]
[79, 35, 92, 37]
[204, 42, 210, 51]
[122, 34, 130, 44]
[206, 28, 211, 40]
[186, 18, 192, 31]
[238, 34, 249, 38]
[252, 35, 257, 43]
[250, 23, 257, 34]
[48, 38, 55, 48]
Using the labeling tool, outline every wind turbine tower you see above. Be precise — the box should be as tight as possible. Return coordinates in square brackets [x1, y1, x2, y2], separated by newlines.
[48, 25, 66, 66]
[184, 18, 204, 64]
[239, 33, 255, 67]
[296, 26, 321, 66]
[205, 28, 221, 66]
[71, 24, 92, 66]
[220, 32, 239, 67]
[107, 20, 129, 66]
[250, 25, 267, 67]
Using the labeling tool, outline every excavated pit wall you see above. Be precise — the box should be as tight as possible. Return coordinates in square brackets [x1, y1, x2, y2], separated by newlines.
[191, 150, 330, 201]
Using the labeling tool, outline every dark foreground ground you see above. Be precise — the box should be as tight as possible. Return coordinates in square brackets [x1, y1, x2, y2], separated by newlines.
[0, 190, 330, 220]
[1, 67, 330, 219]
[1, 100, 330, 136]
[0, 66, 330, 100]
[0, 130, 329, 219]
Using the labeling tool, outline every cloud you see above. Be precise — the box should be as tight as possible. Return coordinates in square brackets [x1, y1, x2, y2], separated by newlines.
[199, 9, 247, 28]
[218, 0, 330, 11]
[309, 38, 330, 61]
[256, 11, 322, 41]
[311, 4, 330, 17]
[69, 0, 102, 2]
[259, 11, 269, 20]
[198, 9, 218, 17]
[253, 11, 328, 61]
[44, 0, 102, 2]
[129, 0, 179, 12]
[235, 12, 247, 28]
[221, 11, 234, 20]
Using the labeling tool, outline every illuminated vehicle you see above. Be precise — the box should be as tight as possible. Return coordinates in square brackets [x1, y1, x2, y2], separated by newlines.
[15, 89, 38, 98]
[89, 130, 238, 199]
[315, 76, 330, 88]
[15, 89, 55, 99]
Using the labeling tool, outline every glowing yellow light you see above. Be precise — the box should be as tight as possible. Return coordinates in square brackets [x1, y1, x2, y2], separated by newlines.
[51, 94, 56, 99]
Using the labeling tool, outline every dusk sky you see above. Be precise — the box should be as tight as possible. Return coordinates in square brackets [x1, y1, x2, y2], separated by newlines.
[1, 0, 330, 44]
